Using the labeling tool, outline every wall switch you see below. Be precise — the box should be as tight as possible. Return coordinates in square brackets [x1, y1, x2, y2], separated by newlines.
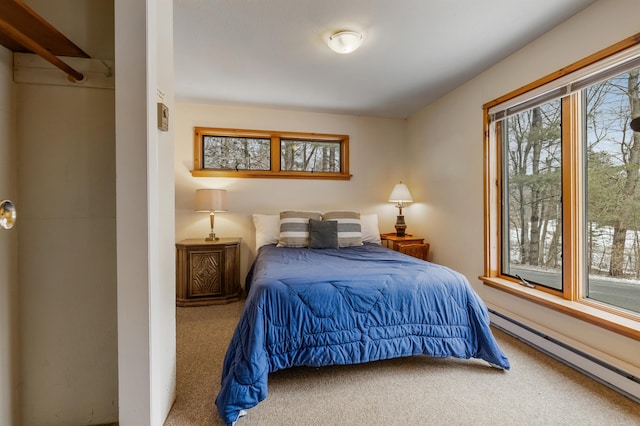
[157, 103, 169, 131]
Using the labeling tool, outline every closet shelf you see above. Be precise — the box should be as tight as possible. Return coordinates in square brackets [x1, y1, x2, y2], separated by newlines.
[0, 0, 89, 81]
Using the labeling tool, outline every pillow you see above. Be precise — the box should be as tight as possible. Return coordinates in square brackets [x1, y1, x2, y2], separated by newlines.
[308, 219, 339, 249]
[277, 211, 322, 247]
[322, 211, 363, 247]
[360, 213, 382, 245]
[253, 214, 280, 250]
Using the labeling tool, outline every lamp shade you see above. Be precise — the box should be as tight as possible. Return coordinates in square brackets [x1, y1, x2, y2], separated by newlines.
[388, 183, 413, 203]
[195, 189, 228, 212]
[327, 31, 363, 54]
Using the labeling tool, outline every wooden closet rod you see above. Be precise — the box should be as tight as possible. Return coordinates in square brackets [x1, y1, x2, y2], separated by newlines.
[0, 17, 84, 82]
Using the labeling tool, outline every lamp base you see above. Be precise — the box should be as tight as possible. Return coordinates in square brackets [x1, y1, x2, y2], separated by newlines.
[394, 215, 407, 237]
[205, 212, 219, 241]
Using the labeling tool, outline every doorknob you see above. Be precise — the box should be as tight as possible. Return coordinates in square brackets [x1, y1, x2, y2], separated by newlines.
[0, 199, 16, 230]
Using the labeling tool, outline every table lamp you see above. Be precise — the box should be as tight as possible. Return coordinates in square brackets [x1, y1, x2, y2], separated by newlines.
[388, 182, 413, 237]
[195, 189, 228, 241]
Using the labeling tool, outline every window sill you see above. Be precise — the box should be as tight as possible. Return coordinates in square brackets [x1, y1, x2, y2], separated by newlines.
[480, 276, 640, 341]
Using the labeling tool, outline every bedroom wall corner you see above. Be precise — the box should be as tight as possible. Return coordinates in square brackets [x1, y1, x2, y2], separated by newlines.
[0, 45, 20, 426]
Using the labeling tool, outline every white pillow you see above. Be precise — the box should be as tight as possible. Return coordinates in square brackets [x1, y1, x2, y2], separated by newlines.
[360, 214, 381, 245]
[252, 214, 280, 250]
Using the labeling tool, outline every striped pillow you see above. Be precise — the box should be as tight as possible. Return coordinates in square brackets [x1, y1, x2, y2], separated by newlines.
[322, 211, 362, 247]
[277, 211, 322, 247]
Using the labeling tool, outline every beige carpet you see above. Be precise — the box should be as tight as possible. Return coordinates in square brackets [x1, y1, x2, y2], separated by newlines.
[164, 302, 640, 426]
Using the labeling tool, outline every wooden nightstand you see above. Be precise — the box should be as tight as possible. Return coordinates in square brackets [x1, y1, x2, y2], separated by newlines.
[380, 233, 430, 261]
[175, 238, 241, 307]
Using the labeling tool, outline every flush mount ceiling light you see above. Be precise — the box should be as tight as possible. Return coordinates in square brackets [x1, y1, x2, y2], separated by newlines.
[327, 30, 363, 54]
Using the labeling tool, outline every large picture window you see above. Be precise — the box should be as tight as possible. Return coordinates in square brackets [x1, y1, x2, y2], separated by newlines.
[584, 67, 640, 312]
[192, 127, 350, 180]
[483, 34, 640, 339]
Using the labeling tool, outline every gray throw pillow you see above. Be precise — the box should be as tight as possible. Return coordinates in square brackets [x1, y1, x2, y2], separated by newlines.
[308, 219, 339, 249]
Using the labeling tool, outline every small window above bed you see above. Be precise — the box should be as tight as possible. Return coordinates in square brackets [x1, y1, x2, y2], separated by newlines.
[192, 127, 351, 180]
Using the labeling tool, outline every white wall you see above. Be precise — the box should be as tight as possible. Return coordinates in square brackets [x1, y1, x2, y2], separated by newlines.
[0, 45, 19, 426]
[115, 0, 176, 423]
[14, 1, 117, 424]
[175, 103, 408, 280]
[407, 0, 640, 373]
[17, 83, 117, 426]
[151, 0, 177, 421]
[115, 0, 152, 422]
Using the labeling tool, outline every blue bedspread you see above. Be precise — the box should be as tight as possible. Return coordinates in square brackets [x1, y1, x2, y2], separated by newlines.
[216, 244, 510, 424]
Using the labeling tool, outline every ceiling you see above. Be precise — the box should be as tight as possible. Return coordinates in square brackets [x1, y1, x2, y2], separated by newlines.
[173, 0, 597, 119]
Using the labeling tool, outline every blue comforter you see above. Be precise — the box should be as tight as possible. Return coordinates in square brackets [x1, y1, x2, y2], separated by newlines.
[216, 244, 510, 424]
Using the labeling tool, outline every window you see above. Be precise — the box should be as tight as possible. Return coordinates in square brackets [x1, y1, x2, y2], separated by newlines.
[202, 135, 270, 171]
[483, 34, 640, 339]
[192, 127, 350, 180]
[501, 99, 563, 291]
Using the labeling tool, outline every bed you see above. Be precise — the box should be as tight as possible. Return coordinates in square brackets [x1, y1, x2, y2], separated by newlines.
[215, 241, 510, 425]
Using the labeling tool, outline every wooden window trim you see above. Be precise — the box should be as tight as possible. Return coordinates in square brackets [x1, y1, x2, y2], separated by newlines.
[480, 276, 640, 340]
[192, 127, 351, 180]
[482, 33, 640, 341]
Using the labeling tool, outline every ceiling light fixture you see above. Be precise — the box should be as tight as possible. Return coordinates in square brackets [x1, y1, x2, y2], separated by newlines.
[327, 30, 363, 54]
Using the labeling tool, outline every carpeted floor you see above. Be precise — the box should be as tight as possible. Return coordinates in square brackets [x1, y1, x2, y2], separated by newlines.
[164, 302, 640, 426]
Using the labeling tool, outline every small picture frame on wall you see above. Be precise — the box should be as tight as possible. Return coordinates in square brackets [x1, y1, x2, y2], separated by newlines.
[157, 103, 169, 131]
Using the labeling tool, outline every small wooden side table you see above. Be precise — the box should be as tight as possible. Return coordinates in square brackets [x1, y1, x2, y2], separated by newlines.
[175, 238, 241, 306]
[380, 233, 430, 261]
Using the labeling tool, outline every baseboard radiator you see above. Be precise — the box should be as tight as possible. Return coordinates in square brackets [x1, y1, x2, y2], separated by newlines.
[489, 309, 640, 403]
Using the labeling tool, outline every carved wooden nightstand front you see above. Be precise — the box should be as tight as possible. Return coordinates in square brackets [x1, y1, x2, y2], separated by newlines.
[175, 238, 241, 306]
